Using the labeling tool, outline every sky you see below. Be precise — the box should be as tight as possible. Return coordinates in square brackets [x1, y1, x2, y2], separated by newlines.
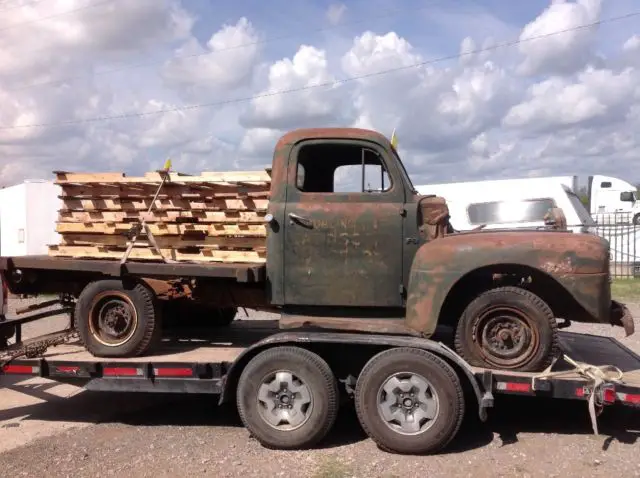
[0, 0, 639, 188]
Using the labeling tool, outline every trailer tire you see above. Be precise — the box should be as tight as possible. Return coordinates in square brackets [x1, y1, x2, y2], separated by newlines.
[454, 286, 558, 372]
[354, 347, 465, 455]
[75, 280, 162, 358]
[236, 346, 339, 450]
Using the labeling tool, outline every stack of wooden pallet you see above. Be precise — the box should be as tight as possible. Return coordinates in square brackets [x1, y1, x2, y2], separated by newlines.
[48, 169, 272, 263]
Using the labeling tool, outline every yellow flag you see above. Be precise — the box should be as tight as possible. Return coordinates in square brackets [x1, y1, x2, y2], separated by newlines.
[390, 128, 398, 149]
[163, 158, 172, 171]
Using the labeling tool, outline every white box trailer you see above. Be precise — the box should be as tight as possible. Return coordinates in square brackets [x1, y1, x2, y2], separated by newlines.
[0, 180, 60, 256]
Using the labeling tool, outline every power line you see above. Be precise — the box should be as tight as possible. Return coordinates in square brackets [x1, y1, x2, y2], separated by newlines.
[5, 0, 455, 92]
[0, 0, 47, 14]
[0, 0, 113, 33]
[1, 10, 638, 131]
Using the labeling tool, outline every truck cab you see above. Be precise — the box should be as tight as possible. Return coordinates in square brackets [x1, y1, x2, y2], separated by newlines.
[265, 128, 421, 310]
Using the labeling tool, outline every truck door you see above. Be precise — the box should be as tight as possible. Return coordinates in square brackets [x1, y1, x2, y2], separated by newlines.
[283, 139, 405, 307]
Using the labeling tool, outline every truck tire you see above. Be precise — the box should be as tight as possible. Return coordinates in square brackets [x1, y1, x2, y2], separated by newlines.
[454, 286, 559, 372]
[236, 346, 339, 450]
[75, 280, 162, 357]
[354, 347, 465, 455]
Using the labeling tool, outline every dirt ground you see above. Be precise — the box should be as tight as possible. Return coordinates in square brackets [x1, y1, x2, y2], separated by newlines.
[1, 299, 640, 478]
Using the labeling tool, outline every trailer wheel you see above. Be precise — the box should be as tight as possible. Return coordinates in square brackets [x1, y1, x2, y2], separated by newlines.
[236, 346, 339, 450]
[354, 347, 465, 455]
[454, 286, 558, 372]
[75, 280, 161, 357]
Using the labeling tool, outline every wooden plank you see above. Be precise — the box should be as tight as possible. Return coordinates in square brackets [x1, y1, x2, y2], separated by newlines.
[54, 172, 127, 182]
[58, 184, 270, 199]
[57, 210, 266, 224]
[48, 245, 266, 263]
[59, 233, 265, 249]
[179, 171, 271, 182]
[55, 172, 270, 185]
[60, 197, 269, 212]
[55, 222, 267, 236]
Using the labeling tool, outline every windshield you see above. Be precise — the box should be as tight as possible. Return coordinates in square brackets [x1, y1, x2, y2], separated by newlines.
[390, 147, 417, 194]
[565, 190, 596, 226]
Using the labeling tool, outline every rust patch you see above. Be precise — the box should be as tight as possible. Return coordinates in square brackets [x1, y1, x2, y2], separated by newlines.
[405, 230, 612, 337]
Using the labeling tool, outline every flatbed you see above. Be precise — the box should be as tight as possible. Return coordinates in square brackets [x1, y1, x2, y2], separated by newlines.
[0, 255, 267, 282]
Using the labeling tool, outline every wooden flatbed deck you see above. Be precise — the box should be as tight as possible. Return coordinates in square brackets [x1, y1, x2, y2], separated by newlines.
[0, 255, 266, 282]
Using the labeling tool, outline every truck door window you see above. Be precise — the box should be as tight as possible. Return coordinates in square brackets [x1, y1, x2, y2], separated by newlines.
[295, 143, 392, 193]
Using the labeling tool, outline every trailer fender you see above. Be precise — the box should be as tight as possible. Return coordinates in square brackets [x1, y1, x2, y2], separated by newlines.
[218, 331, 492, 422]
[405, 230, 611, 337]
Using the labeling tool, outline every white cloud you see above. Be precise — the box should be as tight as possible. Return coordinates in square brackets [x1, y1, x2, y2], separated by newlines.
[503, 66, 637, 131]
[623, 35, 640, 51]
[240, 45, 348, 130]
[162, 17, 260, 93]
[517, 0, 602, 76]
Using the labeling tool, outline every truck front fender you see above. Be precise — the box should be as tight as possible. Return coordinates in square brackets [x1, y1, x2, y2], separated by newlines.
[405, 230, 611, 336]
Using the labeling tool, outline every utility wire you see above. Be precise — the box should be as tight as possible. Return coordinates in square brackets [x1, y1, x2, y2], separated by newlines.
[0, 0, 113, 33]
[5, 0, 455, 92]
[1, 10, 638, 131]
[0, 0, 47, 14]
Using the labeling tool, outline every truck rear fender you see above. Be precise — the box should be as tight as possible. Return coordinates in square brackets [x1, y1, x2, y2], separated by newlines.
[405, 231, 611, 336]
[218, 331, 491, 422]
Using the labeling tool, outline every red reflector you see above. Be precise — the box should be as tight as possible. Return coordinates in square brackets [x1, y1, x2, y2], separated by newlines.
[504, 382, 531, 393]
[103, 367, 142, 377]
[576, 387, 586, 397]
[154, 367, 193, 377]
[2, 364, 36, 374]
[620, 393, 640, 404]
[603, 387, 616, 404]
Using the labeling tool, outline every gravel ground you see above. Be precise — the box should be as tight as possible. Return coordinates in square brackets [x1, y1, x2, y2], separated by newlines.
[1, 298, 640, 478]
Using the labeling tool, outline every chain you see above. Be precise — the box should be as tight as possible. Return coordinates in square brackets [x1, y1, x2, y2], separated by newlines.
[0, 328, 79, 368]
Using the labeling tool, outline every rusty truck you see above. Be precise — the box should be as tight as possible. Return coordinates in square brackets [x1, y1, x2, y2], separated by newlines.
[0, 127, 638, 455]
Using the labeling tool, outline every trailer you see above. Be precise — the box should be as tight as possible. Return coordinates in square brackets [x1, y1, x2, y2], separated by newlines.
[1, 317, 639, 454]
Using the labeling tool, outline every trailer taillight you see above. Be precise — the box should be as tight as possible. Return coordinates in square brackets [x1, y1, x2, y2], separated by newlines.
[602, 386, 617, 404]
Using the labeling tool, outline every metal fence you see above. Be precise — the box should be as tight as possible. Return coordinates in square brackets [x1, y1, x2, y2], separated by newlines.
[593, 212, 639, 278]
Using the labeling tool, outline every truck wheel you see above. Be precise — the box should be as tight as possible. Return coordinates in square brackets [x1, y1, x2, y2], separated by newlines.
[454, 286, 559, 372]
[354, 347, 465, 455]
[236, 346, 339, 450]
[75, 280, 162, 357]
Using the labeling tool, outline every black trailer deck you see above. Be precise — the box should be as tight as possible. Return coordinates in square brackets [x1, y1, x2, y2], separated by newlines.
[2, 320, 640, 408]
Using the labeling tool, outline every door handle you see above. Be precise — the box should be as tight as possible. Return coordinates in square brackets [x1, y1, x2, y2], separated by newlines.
[288, 212, 314, 228]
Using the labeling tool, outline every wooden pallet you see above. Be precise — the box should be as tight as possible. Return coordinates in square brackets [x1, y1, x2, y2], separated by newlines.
[59, 197, 269, 212]
[49, 168, 272, 264]
[55, 222, 267, 236]
[57, 210, 267, 224]
[48, 245, 266, 263]
[59, 234, 265, 249]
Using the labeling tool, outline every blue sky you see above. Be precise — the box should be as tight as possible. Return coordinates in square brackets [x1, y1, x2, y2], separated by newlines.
[0, 0, 639, 187]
